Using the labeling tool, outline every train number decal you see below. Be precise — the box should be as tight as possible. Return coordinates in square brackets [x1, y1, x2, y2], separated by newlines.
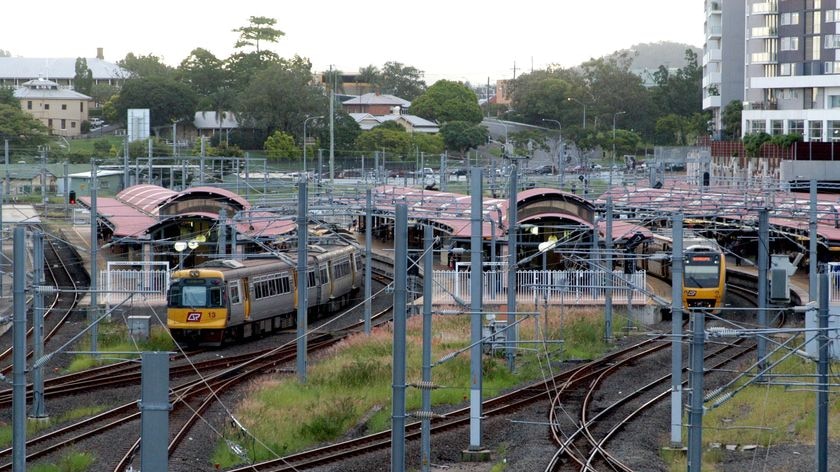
[187, 312, 202, 322]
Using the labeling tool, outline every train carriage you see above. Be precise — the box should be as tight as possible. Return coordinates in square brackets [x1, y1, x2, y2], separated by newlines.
[167, 244, 360, 346]
[640, 231, 727, 314]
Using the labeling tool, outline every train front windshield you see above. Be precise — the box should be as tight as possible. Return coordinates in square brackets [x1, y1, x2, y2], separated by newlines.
[683, 254, 721, 288]
[168, 278, 226, 308]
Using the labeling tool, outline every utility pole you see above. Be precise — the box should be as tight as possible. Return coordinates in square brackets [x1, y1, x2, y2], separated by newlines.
[507, 164, 518, 372]
[604, 198, 613, 343]
[687, 308, 705, 471]
[390, 203, 408, 472]
[816, 272, 829, 472]
[466, 167, 487, 459]
[757, 208, 769, 381]
[670, 213, 684, 446]
[30, 231, 47, 419]
[12, 226, 25, 472]
[329, 65, 335, 184]
[296, 182, 308, 383]
[364, 189, 372, 335]
[420, 224, 434, 472]
[89, 159, 98, 355]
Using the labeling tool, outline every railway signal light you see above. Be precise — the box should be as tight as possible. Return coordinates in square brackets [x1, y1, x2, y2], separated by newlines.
[68, 190, 76, 204]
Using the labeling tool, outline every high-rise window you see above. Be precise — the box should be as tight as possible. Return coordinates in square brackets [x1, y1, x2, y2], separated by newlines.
[781, 36, 800, 50]
[789, 120, 805, 135]
[771, 120, 784, 134]
[781, 12, 801, 24]
[810, 120, 823, 141]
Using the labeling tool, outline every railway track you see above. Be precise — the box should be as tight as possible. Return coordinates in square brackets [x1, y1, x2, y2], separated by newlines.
[0, 231, 87, 377]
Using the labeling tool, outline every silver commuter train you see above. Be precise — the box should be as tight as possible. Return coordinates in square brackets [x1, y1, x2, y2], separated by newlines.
[167, 244, 361, 346]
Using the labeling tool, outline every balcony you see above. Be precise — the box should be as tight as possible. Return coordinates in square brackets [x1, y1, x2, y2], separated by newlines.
[707, 1, 721, 13]
[751, 1, 778, 14]
[703, 95, 722, 110]
[751, 52, 777, 64]
[706, 25, 722, 38]
[751, 26, 778, 38]
[703, 49, 722, 65]
[702, 72, 722, 88]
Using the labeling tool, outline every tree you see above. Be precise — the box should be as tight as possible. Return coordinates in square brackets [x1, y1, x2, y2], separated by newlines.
[237, 57, 326, 136]
[89, 83, 119, 108]
[354, 126, 412, 158]
[357, 65, 381, 94]
[113, 77, 198, 127]
[315, 111, 361, 154]
[0, 88, 16, 107]
[379, 61, 426, 101]
[264, 130, 300, 160]
[233, 16, 285, 55]
[440, 121, 488, 155]
[177, 48, 230, 98]
[509, 70, 575, 126]
[580, 54, 654, 138]
[118, 53, 174, 78]
[410, 80, 483, 125]
[0, 103, 50, 149]
[721, 100, 743, 140]
[742, 132, 770, 157]
[322, 68, 345, 94]
[73, 58, 94, 96]
[650, 49, 703, 118]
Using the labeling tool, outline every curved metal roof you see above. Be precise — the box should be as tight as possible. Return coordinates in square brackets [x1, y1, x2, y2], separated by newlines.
[164, 186, 250, 210]
[117, 185, 178, 215]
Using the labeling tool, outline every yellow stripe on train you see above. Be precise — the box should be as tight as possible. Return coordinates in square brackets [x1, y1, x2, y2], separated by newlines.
[167, 308, 228, 330]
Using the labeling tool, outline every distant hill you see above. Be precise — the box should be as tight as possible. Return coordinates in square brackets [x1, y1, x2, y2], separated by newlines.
[611, 41, 702, 71]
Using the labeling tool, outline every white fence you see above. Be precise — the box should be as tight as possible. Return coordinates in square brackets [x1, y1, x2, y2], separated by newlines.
[431, 269, 648, 305]
[100, 261, 170, 306]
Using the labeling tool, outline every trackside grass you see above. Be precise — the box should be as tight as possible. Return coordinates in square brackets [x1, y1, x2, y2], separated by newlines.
[211, 307, 633, 468]
[0, 406, 107, 448]
[28, 451, 95, 472]
[67, 323, 175, 372]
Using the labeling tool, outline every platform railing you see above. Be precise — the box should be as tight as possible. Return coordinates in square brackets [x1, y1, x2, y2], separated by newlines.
[431, 269, 647, 306]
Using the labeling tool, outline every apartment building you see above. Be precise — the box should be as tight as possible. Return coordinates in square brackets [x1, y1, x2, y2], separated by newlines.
[737, 0, 840, 141]
[703, 0, 745, 137]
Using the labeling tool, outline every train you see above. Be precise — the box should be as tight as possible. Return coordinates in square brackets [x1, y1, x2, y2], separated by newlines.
[638, 231, 727, 314]
[167, 244, 361, 346]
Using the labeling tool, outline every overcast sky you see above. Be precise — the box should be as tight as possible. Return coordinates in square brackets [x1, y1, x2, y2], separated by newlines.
[5, 1, 704, 85]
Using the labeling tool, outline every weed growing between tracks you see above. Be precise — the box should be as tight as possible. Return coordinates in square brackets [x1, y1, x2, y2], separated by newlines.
[28, 451, 94, 472]
[66, 323, 175, 372]
[211, 307, 635, 468]
[0, 405, 108, 448]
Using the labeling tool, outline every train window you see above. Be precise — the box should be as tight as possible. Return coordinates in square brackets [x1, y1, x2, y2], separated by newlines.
[182, 286, 207, 307]
[320, 267, 328, 283]
[253, 273, 292, 300]
[333, 258, 351, 279]
[229, 282, 241, 304]
[308, 270, 316, 287]
[209, 287, 224, 307]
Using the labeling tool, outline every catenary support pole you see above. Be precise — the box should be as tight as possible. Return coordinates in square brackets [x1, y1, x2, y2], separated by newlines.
[364, 189, 372, 335]
[30, 231, 47, 418]
[296, 182, 308, 383]
[604, 198, 613, 342]
[687, 309, 705, 471]
[390, 203, 408, 472]
[757, 208, 769, 380]
[816, 272, 829, 472]
[468, 167, 484, 452]
[670, 213, 684, 446]
[507, 164, 518, 372]
[12, 226, 26, 472]
[90, 159, 98, 355]
[420, 224, 433, 472]
[809, 180, 817, 302]
[140, 352, 170, 472]
[217, 209, 227, 258]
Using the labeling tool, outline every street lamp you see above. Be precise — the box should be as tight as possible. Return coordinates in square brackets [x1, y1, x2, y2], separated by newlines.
[610, 111, 626, 188]
[303, 115, 323, 179]
[567, 97, 586, 129]
[541, 119, 564, 186]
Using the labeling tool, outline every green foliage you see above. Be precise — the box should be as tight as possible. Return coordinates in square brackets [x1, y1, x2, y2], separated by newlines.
[770, 133, 802, 147]
[379, 61, 426, 100]
[0, 103, 50, 150]
[440, 121, 489, 155]
[299, 397, 357, 441]
[315, 111, 361, 153]
[89, 83, 118, 108]
[742, 132, 771, 157]
[264, 130, 300, 160]
[410, 80, 483, 124]
[650, 49, 703, 118]
[92, 139, 112, 155]
[117, 52, 174, 78]
[233, 16, 285, 53]
[0, 88, 15, 106]
[509, 70, 574, 125]
[237, 57, 326, 135]
[355, 127, 411, 157]
[73, 58, 94, 96]
[177, 48, 231, 99]
[722, 100, 743, 140]
[29, 452, 94, 472]
[113, 77, 198, 127]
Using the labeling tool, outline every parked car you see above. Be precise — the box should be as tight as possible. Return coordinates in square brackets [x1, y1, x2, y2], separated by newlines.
[450, 168, 468, 176]
[533, 165, 556, 175]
